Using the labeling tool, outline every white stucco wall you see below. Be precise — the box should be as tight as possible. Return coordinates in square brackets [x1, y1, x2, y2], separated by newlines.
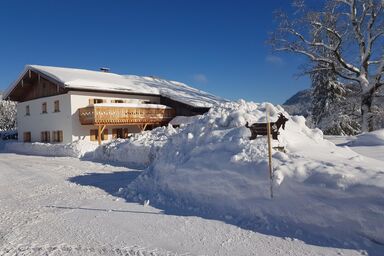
[69, 91, 160, 142]
[17, 94, 72, 143]
[17, 91, 160, 144]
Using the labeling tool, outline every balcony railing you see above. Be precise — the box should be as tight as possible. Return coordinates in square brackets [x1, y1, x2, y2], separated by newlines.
[79, 104, 176, 125]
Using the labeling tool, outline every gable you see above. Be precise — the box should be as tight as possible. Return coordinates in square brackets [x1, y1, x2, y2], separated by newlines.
[6, 69, 67, 102]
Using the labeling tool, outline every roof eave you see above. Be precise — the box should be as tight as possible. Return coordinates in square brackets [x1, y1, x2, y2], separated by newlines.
[3, 66, 29, 100]
[3, 65, 66, 101]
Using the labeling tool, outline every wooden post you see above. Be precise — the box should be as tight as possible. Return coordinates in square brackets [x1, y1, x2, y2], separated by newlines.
[137, 124, 148, 132]
[98, 124, 107, 145]
[266, 109, 274, 199]
[97, 125, 102, 145]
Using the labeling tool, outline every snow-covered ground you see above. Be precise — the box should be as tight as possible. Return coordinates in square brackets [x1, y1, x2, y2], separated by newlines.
[1, 100, 383, 255]
[0, 153, 364, 256]
[325, 135, 384, 161]
[120, 101, 384, 255]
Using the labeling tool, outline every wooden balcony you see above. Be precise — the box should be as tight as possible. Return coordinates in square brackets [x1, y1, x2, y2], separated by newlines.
[78, 104, 176, 126]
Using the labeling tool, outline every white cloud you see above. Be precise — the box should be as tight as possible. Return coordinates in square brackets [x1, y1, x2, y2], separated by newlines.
[265, 55, 284, 65]
[193, 74, 208, 83]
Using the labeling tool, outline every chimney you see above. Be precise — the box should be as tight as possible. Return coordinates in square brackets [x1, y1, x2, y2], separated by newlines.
[100, 67, 110, 72]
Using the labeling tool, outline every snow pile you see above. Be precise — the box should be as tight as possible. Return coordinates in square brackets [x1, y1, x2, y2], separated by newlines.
[350, 129, 384, 146]
[169, 115, 199, 126]
[92, 125, 177, 167]
[122, 100, 384, 251]
[4, 140, 98, 158]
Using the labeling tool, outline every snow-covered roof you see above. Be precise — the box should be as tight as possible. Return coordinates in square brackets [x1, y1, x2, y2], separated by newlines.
[5, 65, 224, 108]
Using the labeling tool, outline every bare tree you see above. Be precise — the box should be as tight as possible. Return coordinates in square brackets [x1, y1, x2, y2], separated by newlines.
[269, 0, 384, 131]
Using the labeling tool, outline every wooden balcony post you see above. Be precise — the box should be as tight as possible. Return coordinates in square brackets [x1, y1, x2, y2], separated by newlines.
[97, 125, 102, 145]
[97, 124, 107, 145]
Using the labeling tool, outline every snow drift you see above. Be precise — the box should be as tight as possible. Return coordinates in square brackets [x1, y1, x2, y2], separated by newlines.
[350, 129, 384, 146]
[92, 125, 177, 167]
[121, 100, 384, 252]
[2, 99, 383, 252]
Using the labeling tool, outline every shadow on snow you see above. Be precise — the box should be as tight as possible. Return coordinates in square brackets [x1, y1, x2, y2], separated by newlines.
[68, 170, 141, 196]
[67, 168, 384, 256]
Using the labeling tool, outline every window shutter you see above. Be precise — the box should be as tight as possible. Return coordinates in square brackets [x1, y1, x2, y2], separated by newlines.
[123, 128, 129, 138]
[47, 131, 50, 142]
[90, 130, 97, 141]
[112, 128, 117, 139]
[24, 132, 31, 142]
[54, 101, 60, 112]
[59, 131, 63, 142]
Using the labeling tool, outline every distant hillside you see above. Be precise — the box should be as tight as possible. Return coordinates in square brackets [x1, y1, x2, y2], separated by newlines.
[282, 89, 312, 118]
[282, 87, 384, 134]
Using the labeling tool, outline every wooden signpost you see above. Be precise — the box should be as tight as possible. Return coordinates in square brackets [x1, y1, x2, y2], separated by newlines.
[266, 108, 274, 199]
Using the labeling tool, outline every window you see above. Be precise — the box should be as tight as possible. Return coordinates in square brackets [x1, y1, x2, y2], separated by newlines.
[90, 129, 108, 141]
[54, 100, 60, 112]
[40, 131, 50, 143]
[23, 132, 31, 142]
[42, 102, 47, 113]
[112, 128, 123, 139]
[145, 124, 155, 131]
[25, 105, 30, 116]
[52, 130, 63, 143]
[111, 99, 124, 103]
[112, 128, 130, 139]
[89, 98, 106, 105]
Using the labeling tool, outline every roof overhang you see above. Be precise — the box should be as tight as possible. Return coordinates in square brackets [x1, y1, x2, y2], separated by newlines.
[3, 66, 66, 101]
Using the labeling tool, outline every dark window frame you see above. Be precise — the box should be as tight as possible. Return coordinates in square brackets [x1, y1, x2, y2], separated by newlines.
[54, 100, 60, 112]
[42, 102, 47, 114]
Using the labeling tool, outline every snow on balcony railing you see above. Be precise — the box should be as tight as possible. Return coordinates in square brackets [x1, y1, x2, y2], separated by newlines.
[78, 104, 176, 125]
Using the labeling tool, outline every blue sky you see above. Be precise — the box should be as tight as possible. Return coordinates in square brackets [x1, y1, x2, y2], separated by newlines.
[0, 0, 309, 104]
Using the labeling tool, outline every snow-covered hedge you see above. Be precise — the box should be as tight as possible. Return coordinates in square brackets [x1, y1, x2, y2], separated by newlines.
[4, 140, 98, 158]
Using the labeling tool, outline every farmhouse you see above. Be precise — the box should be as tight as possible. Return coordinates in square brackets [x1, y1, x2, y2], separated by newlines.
[4, 65, 221, 144]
